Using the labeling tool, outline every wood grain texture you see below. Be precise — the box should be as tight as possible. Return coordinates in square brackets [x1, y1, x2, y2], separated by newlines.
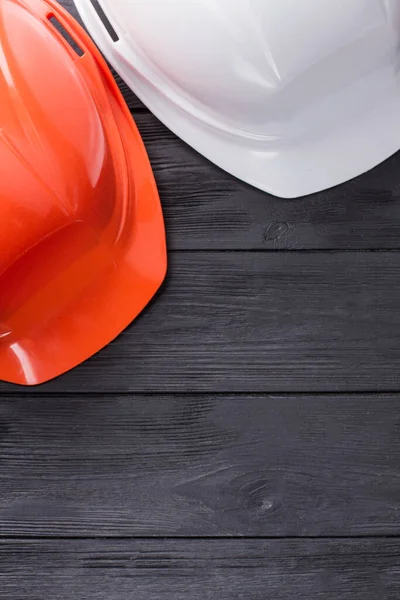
[1, 394, 400, 537]
[7, 4, 400, 597]
[2, 251, 400, 393]
[136, 114, 400, 250]
[2, 538, 400, 600]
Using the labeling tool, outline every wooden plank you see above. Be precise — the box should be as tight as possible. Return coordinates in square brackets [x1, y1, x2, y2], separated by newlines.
[135, 114, 400, 250]
[1, 393, 400, 536]
[2, 538, 400, 600]
[62, 2, 400, 250]
[2, 251, 400, 393]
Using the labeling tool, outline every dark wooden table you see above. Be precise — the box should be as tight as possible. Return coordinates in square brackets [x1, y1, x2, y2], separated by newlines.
[2, 2, 400, 597]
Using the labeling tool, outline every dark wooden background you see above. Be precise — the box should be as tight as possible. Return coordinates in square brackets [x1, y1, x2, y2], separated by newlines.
[2, 2, 400, 597]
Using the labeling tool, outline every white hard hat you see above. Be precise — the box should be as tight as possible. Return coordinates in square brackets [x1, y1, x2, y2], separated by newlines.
[75, 0, 400, 198]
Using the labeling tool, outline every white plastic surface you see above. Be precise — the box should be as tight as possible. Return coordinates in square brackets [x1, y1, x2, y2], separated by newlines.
[75, 0, 400, 198]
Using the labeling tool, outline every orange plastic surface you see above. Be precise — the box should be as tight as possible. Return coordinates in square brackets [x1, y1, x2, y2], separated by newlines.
[0, 0, 167, 386]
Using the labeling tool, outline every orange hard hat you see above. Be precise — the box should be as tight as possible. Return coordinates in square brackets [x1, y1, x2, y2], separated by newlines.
[0, 0, 167, 386]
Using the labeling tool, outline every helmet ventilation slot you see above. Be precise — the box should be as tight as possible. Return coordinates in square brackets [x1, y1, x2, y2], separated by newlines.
[48, 15, 84, 56]
[88, 0, 119, 42]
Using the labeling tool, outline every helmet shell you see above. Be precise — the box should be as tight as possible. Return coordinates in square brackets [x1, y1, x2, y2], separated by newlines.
[0, 0, 166, 385]
[75, 0, 400, 197]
